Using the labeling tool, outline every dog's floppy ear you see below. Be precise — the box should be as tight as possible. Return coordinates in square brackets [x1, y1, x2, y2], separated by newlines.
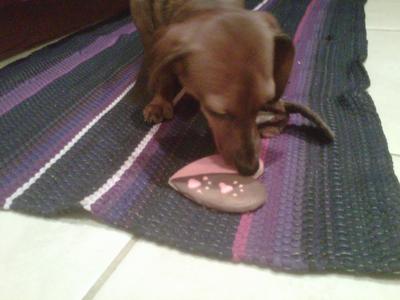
[148, 24, 193, 96]
[255, 12, 295, 102]
[273, 33, 295, 101]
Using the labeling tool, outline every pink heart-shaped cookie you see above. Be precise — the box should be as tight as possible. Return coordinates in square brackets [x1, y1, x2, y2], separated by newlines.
[188, 178, 201, 189]
[219, 182, 233, 194]
[168, 154, 266, 213]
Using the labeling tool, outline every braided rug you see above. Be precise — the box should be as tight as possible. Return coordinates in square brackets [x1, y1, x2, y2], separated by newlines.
[1, 0, 399, 274]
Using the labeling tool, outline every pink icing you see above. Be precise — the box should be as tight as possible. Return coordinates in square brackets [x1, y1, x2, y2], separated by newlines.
[187, 179, 201, 189]
[219, 182, 234, 194]
[170, 154, 264, 181]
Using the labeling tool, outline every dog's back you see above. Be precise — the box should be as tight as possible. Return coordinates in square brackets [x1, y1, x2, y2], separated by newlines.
[130, 0, 244, 40]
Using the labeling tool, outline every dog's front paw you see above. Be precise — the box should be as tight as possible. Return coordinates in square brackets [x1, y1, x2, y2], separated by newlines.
[143, 102, 174, 124]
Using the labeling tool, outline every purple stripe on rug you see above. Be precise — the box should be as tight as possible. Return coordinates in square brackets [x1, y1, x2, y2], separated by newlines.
[0, 61, 139, 206]
[0, 23, 136, 116]
[233, 0, 331, 270]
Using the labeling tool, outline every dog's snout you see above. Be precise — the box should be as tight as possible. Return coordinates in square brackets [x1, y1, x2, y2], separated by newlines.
[236, 159, 259, 176]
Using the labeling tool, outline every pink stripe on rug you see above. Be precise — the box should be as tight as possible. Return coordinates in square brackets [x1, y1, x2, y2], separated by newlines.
[232, 139, 269, 261]
[232, 0, 320, 261]
[233, 213, 254, 261]
[293, 0, 320, 44]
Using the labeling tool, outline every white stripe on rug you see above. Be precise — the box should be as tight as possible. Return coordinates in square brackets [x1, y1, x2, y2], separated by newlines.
[3, 82, 136, 210]
[81, 86, 185, 211]
[255, 0, 270, 10]
[80, 123, 160, 210]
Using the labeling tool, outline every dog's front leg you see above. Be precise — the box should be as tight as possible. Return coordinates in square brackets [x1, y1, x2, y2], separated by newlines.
[143, 74, 181, 124]
[143, 94, 174, 124]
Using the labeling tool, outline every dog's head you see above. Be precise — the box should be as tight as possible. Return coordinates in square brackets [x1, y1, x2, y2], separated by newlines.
[149, 10, 294, 175]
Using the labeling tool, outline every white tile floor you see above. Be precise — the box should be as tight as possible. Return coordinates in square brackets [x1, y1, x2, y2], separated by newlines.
[1, 1, 400, 299]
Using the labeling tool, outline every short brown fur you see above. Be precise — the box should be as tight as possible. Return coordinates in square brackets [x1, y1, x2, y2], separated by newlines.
[130, 0, 333, 175]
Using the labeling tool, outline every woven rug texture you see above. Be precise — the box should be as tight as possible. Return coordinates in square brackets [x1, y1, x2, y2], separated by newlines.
[1, 0, 399, 274]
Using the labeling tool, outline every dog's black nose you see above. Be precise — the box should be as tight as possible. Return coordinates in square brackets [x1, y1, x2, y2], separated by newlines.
[236, 160, 259, 176]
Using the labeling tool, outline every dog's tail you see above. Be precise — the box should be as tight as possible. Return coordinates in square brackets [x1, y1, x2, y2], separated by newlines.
[283, 101, 335, 141]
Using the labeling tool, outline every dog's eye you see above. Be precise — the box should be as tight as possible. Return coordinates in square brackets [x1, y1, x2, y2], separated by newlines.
[205, 108, 235, 121]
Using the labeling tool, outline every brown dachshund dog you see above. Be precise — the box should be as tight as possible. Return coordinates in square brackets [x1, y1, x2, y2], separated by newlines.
[130, 0, 333, 175]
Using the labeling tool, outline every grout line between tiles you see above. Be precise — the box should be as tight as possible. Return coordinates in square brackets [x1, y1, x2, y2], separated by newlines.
[392, 153, 400, 158]
[82, 238, 138, 300]
[366, 27, 400, 32]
